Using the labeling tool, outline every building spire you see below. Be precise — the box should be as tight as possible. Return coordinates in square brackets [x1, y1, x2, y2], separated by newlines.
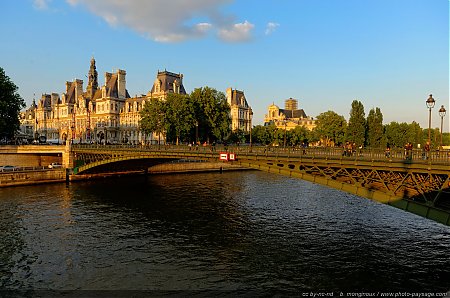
[87, 57, 98, 98]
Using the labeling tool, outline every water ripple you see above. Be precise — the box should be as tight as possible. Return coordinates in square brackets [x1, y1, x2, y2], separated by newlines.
[0, 172, 449, 292]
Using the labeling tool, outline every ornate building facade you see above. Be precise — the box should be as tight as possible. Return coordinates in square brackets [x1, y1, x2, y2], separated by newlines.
[21, 59, 186, 144]
[226, 88, 253, 132]
[264, 98, 316, 131]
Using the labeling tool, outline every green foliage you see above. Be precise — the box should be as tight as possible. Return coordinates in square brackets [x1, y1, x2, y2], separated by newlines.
[190, 87, 231, 142]
[139, 97, 166, 143]
[140, 86, 231, 144]
[313, 111, 347, 146]
[164, 93, 195, 145]
[408, 121, 422, 146]
[422, 128, 441, 149]
[384, 121, 427, 148]
[366, 107, 384, 148]
[252, 124, 276, 145]
[443, 132, 450, 146]
[384, 122, 409, 148]
[228, 129, 246, 144]
[0, 67, 25, 139]
[346, 100, 366, 146]
[289, 125, 310, 146]
[273, 128, 286, 146]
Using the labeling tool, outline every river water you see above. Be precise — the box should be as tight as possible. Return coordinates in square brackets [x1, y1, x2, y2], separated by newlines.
[0, 171, 449, 294]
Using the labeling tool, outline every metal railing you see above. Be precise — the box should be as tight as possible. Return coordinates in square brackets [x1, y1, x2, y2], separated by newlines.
[72, 144, 450, 165]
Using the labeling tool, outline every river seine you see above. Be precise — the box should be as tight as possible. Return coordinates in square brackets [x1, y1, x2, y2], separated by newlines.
[0, 171, 449, 294]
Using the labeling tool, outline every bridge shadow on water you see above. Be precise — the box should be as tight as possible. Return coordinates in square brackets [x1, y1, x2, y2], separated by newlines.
[63, 172, 450, 292]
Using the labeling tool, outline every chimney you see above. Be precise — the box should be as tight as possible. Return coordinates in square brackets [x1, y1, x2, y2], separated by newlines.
[226, 87, 233, 106]
[75, 79, 83, 103]
[118, 69, 126, 99]
[105, 72, 112, 86]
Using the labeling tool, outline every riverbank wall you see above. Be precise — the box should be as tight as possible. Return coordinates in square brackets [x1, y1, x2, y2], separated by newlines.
[0, 162, 248, 187]
[0, 169, 66, 187]
[147, 161, 245, 174]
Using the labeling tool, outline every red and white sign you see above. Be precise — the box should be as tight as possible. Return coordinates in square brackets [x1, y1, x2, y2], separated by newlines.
[219, 153, 229, 161]
[219, 152, 236, 161]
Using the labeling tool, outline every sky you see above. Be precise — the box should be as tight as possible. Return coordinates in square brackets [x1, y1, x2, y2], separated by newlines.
[1, 0, 449, 131]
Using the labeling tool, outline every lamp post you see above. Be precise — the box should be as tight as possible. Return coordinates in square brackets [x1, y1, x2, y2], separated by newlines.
[439, 105, 446, 148]
[283, 119, 287, 149]
[195, 120, 199, 145]
[249, 110, 253, 151]
[426, 94, 435, 146]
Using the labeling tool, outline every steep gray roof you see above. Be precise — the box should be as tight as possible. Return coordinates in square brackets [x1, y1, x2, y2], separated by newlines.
[150, 71, 186, 94]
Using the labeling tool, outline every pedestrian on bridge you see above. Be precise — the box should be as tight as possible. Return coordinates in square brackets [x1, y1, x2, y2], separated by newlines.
[424, 141, 431, 160]
[385, 146, 391, 158]
[404, 142, 413, 160]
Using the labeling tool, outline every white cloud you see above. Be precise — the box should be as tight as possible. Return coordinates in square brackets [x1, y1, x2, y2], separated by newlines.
[33, 0, 52, 10]
[65, 0, 255, 43]
[265, 22, 279, 35]
[218, 20, 254, 43]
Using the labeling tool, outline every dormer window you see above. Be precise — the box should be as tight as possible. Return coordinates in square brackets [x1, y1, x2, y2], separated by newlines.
[155, 79, 161, 93]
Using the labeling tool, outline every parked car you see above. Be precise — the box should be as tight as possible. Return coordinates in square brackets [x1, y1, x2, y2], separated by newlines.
[0, 165, 17, 172]
[48, 163, 63, 169]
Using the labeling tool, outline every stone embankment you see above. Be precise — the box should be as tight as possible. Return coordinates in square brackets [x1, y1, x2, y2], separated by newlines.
[0, 162, 248, 187]
[0, 169, 66, 187]
[147, 161, 245, 174]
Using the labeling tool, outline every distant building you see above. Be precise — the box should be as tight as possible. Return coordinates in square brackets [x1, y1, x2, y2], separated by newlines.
[264, 98, 315, 131]
[226, 88, 253, 132]
[18, 99, 37, 142]
[21, 58, 187, 145]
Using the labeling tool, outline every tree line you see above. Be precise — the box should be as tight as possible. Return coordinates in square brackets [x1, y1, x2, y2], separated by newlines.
[139, 87, 232, 145]
[251, 100, 449, 149]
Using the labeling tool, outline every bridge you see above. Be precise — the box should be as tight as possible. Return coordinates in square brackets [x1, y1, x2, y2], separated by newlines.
[70, 144, 450, 226]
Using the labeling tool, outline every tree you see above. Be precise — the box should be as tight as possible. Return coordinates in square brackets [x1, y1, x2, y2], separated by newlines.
[0, 67, 25, 139]
[366, 107, 384, 148]
[252, 124, 276, 145]
[422, 128, 440, 149]
[229, 129, 246, 144]
[190, 87, 231, 143]
[384, 121, 409, 148]
[443, 132, 450, 146]
[139, 97, 167, 144]
[407, 121, 422, 147]
[164, 93, 195, 145]
[346, 100, 366, 146]
[313, 111, 347, 146]
[273, 128, 286, 147]
[289, 125, 310, 146]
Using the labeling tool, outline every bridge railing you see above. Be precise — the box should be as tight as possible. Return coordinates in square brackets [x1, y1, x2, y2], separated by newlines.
[72, 144, 450, 164]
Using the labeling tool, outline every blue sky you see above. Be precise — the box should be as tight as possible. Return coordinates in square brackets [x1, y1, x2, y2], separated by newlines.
[1, 0, 448, 130]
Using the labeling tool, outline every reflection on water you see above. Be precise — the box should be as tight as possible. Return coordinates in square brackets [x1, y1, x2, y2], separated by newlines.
[0, 171, 449, 292]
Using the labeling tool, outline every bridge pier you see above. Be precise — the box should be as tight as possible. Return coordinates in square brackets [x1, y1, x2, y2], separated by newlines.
[63, 140, 75, 169]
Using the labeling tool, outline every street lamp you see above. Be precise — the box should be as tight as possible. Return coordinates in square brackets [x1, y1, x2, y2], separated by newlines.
[426, 94, 435, 146]
[439, 105, 446, 148]
[195, 121, 199, 145]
